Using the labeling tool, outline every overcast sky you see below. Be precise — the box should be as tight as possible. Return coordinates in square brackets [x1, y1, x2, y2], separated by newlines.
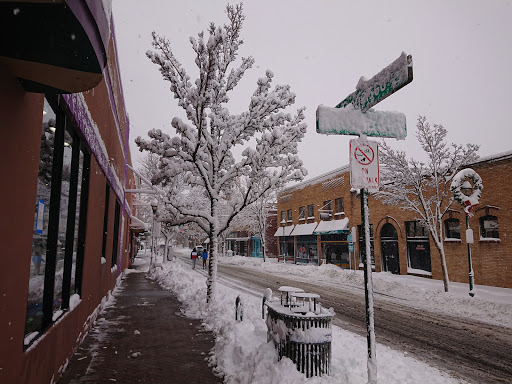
[112, 0, 512, 180]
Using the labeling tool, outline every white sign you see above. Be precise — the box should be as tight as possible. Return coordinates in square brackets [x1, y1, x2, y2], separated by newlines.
[350, 138, 379, 191]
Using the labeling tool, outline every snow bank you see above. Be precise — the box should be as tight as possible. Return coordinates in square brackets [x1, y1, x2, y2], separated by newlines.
[148, 257, 471, 383]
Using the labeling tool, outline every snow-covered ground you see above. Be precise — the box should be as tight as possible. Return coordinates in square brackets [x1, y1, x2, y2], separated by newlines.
[144, 249, 512, 383]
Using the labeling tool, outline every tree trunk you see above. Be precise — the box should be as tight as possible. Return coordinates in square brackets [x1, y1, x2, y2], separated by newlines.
[206, 199, 218, 303]
[433, 237, 450, 292]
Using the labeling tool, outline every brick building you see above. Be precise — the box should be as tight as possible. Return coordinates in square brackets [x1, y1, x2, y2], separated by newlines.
[276, 151, 511, 289]
[0, 3, 138, 383]
[224, 206, 278, 258]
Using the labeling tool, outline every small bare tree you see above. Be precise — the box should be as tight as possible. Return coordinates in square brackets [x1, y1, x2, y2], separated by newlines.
[376, 116, 479, 292]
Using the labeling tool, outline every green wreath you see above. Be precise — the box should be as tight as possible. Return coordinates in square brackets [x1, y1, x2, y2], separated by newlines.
[450, 169, 483, 215]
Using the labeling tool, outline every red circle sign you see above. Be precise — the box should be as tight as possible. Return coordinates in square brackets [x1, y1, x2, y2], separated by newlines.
[354, 144, 374, 165]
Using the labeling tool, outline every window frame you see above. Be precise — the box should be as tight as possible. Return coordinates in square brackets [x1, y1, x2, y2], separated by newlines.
[298, 206, 305, 221]
[335, 197, 344, 216]
[25, 96, 90, 346]
[111, 199, 121, 267]
[444, 218, 461, 240]
[307, 204, 314, 219]
[479, 215, 499, 239]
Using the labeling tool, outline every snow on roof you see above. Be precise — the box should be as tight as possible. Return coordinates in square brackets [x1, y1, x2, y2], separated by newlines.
[289, 222, 319, 236]
[313, 217, 349, 235]
[281, 165, 350, 195]
[469, 150, 512, 166]
[281, 150, 512, 198]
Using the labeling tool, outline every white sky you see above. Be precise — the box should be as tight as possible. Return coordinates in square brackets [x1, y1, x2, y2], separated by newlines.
[112, 0, 512, 180]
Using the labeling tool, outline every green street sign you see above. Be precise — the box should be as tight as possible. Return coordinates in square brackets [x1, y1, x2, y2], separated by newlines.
[316, 51, 413, 139]
[316, 104, 407, 139]
[336, 52, 413, 112]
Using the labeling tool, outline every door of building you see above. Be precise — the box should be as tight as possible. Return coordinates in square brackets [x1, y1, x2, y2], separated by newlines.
[380, 223, 400, 274]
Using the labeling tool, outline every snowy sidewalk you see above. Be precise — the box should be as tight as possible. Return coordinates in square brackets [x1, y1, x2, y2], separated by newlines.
[57, 269, 222, 384]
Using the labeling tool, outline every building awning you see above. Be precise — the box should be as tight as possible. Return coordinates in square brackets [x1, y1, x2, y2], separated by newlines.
[274, 225, 295, 237]
[129, 215, 148, 234]
[290, 222, 319, 236]
[0, 0, 111, 93]
[313, 217, 349, 235]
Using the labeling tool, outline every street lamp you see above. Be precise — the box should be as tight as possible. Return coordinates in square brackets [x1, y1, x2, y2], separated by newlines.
[460, 181, 475, 297]
[280, 220, 286, 262]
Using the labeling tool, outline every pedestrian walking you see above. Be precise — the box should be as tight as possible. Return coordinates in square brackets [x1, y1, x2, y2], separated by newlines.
[190, 247, 198, 269]
[202, 249, 208, 269]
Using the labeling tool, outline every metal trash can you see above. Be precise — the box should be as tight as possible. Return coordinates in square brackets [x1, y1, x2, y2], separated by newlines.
[263, 287, 335, 377]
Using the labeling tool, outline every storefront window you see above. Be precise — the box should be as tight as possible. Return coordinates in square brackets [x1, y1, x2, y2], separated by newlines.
[321, 233, 349, 268]
[24, 97, 90, 346]
[25, 98, 56, 337]
[405, 221, 431, 273]
[296, 235, 317, 264]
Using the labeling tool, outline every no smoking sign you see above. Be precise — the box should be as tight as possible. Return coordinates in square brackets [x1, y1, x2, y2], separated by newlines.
[350, 138, 380, 191]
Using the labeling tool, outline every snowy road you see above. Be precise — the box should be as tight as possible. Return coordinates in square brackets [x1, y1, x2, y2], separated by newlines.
[186, 257, 512, 384]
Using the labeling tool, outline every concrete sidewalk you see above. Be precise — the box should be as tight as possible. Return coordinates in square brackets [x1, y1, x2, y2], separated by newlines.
[57, 264, 223, 384]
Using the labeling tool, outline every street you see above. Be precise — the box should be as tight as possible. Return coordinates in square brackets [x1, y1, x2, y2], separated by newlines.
[174, 251, 512, 384]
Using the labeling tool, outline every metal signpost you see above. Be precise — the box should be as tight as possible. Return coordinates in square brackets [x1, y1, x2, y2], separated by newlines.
[316, 52, 413, 384]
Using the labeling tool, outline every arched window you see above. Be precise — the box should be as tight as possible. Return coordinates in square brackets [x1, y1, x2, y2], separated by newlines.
[444, 218, 461, 239]
[479, 215, 499, 239]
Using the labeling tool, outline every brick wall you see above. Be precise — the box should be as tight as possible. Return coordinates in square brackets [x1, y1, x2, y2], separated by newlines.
[277, 156, 512, 288]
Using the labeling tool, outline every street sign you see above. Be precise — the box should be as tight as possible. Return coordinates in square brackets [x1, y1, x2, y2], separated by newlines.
[350, 138, 379, 191]
[315, 52, 413, 384]
[316, 104, 407, 139]
[336, 52, 413, 112]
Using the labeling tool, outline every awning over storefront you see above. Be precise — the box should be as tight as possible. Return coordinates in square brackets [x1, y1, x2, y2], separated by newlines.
[290, 222, 319, 236]
[313, 218, 349, 235]
[129, 214, 148, 234]
[274, 225, 295, 237]
[0, 0, 111, 93]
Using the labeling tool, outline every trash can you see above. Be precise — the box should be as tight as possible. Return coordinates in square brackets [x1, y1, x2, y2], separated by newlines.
[263, 288, 335, 377]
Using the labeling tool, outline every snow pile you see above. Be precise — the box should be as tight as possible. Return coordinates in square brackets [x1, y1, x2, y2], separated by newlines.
[220, 256, 512, 327]
[149, 258, 469, 383]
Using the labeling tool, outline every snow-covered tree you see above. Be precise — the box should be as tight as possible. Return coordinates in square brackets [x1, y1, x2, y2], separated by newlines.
[136, 3, 307, 301]
[376, 116, 479, 292]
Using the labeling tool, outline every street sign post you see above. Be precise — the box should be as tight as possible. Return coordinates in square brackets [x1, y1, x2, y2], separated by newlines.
[316, 51, 414, 384]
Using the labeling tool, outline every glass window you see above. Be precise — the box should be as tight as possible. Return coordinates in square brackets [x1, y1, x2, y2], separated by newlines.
[358, 224, 374, 265]
[280, 211, 286, 224]
[26, 98, 56, 338]
[307, 204, 314, 218]
[101, 183, 110, 261]
[480, 215, 499, 239]
[298, 206, 305, 220]
[335, 197, 344, 215]
[112, 200, 121, 267]
[445, 218, 461, 239]
[320, 200, 332, 220]
[406, 221, 431, 272]
[406, 221, 428, 238]
[25, 97, 90, 345]
[287, 209, 292, 222]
